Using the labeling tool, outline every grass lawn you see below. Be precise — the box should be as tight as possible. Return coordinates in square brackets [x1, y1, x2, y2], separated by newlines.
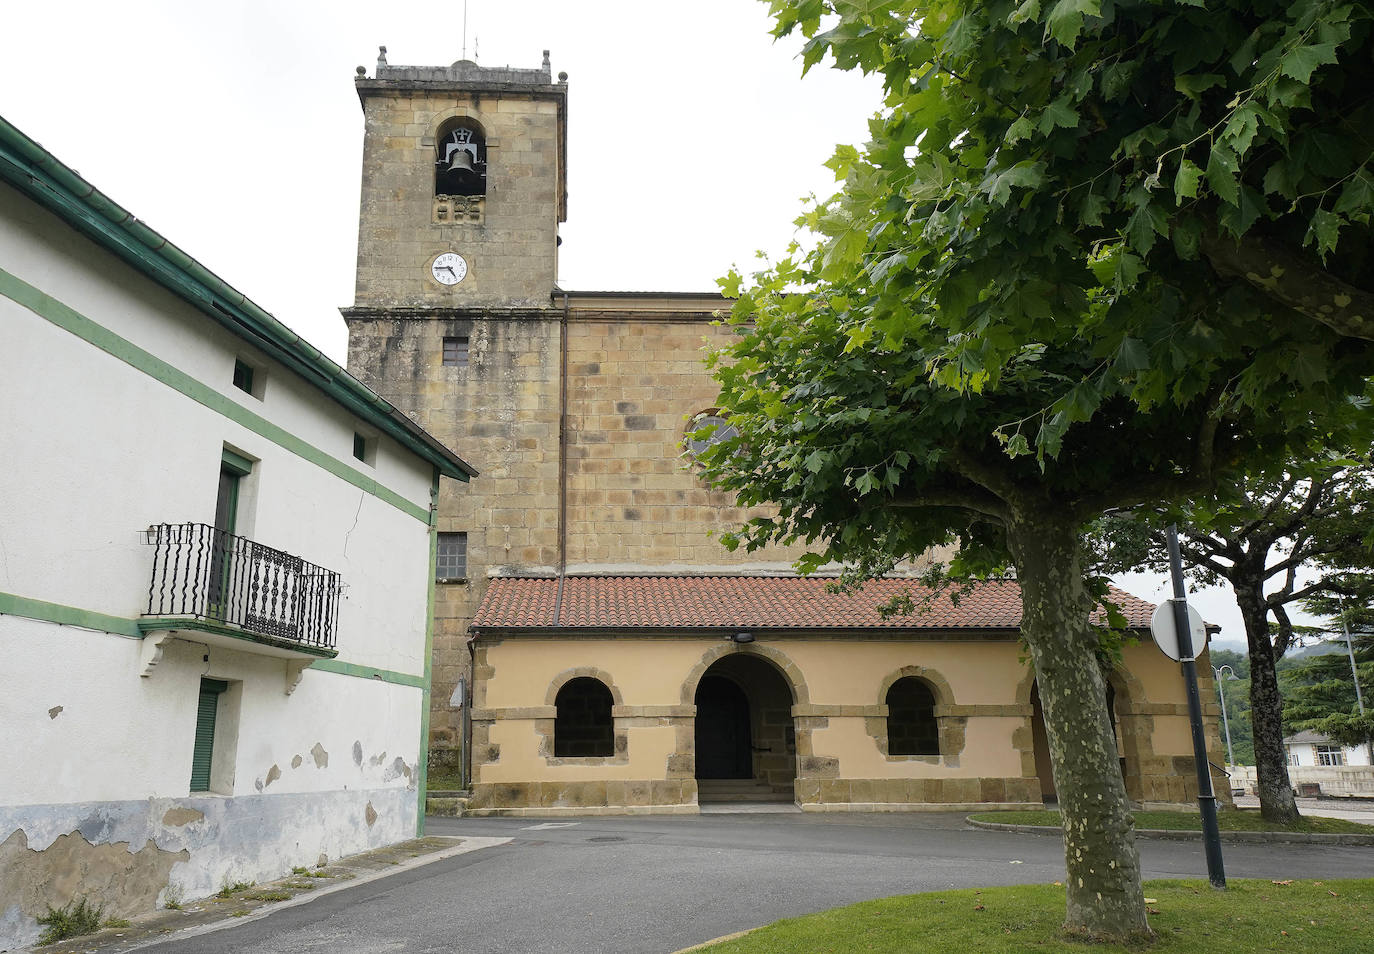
[692, 879, 1374, 953]
[967, 809, 1374, 835]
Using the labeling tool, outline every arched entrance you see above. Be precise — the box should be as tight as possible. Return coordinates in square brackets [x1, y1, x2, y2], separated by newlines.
[1029, 679, 1129, 804]
[694, 653, 796, 802]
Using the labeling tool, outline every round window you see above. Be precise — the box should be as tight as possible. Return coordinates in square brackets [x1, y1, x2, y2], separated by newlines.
[685, 412, 739, 458]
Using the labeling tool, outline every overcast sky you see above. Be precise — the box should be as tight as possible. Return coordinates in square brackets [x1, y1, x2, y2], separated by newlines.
[6, 0, 1337, 655]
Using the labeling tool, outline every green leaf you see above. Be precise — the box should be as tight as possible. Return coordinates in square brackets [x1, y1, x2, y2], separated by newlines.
[718, 271, 743, 299]
[1114, 337, 1150, 373]
[1279, 43, 1339, 84]
[1217, 185, 1265, 238]
[1099, 61, 1136, 101]
[1080, 192, 1109, 227]
[804, 449, 827, 474]
[1174, 158, 1203, 202]
[1333, 172, 1374, 219]
[1174, 73, 1225, 101]
[943, 14, 981, 59]
[1205, 144, 1240, 206]
[1037, 96, 1080, 135]
[1005, 116, 1034, 145]
[1304, 208, 1344, 258]
[1009, 0, 1041, 26]
[1044, 0, 1101, 49]
[1221, 104, 1263, 158]
[984, 160, 1047, 206]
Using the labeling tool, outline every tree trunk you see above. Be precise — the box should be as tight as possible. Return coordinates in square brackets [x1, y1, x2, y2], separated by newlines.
[1006, 509, 1150, 941]
[1234, 579, 1300, 823]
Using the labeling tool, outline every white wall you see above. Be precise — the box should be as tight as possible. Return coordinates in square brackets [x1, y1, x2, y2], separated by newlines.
[0, 178, 453, 945]
[1285, 741, 1372, 768]
[0, 185, 438, 674]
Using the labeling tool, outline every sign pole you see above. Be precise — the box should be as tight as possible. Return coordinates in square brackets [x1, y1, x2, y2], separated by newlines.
[1166, 524, 1226, 888]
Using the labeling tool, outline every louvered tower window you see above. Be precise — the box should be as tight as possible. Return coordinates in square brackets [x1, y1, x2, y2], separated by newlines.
[190, 678, 229, 791]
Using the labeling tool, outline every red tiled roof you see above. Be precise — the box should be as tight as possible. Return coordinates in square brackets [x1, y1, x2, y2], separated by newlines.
[470, 575, 1155, 632]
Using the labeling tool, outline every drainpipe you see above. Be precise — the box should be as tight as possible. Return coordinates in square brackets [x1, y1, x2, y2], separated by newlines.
[554, 291, 569, 626]
[464, 636, 476, 792]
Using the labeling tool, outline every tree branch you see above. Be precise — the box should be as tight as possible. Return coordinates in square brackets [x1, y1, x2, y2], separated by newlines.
[890, 485, 1009, 521]
[1200, 227, 1374, 341]
[1272, 603, 1298, 657]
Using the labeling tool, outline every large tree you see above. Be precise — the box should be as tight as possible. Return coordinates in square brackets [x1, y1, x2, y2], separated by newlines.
[698, 0, 1373, 941]
[1095, 461, 1374, 821]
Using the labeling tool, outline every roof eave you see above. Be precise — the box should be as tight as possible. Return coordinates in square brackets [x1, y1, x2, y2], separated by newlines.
[0, 115, 477, 483]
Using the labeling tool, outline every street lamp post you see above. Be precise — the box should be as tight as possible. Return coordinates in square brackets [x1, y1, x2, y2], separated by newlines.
[1213, 664, 1237, 768]
[1336, 596, 1371, 765]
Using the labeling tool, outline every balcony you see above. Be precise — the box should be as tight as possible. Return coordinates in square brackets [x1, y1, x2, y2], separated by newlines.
[139, 523, 341, 687]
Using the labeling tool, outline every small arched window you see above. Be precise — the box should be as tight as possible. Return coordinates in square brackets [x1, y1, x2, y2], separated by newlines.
[886, 676, 939, 756]
[435, 121, 486, 197]
[554, 677, 614, 757]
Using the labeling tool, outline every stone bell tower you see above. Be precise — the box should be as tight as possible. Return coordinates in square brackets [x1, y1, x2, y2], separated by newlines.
[349, 47, 567, 309]
[342, 50, 570, 741]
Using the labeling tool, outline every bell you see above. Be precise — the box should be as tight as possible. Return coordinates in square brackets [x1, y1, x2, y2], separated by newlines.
[446, 150, 475, 173]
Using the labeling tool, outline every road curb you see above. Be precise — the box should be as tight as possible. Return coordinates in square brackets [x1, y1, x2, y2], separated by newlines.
[670, 928, 760, 952]
[965, 817, 1374, 845]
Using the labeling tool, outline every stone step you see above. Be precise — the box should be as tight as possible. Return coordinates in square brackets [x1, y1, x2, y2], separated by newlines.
[696, 779, 791, 802]
[698, 790, 792, 802]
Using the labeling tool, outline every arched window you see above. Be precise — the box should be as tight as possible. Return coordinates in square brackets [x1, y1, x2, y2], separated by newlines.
[553, 677, 614, 757]
[886, 676, 939, 756]
[435, 121, 487, 197]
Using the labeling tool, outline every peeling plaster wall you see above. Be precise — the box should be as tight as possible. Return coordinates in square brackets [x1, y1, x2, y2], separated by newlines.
[1, 619, 422, 805]
[0, 616, 424, 949]
[0, 180, 441, 951]
[0, 788, 412, 949]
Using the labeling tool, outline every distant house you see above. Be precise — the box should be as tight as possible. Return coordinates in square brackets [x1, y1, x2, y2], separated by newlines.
[0, 114, 475, 948]
[1283, 731, 1373, 768]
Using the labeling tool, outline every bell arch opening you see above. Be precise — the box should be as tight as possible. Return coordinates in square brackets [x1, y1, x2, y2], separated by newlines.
[693, 653, 796, 803]
[434, 119, 487, 198]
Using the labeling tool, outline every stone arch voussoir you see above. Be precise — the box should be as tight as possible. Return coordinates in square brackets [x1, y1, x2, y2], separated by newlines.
[679, 642, 809, 706]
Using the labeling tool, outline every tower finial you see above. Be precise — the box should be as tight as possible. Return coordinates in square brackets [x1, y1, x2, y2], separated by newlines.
[377, 45, 387, 70]
[462, 0, 469, 61]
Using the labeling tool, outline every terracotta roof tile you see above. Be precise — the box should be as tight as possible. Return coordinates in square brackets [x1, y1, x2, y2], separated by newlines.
[470, 575, 1155, 632]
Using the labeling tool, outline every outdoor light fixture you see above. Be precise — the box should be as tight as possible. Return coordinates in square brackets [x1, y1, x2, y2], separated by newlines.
[731, 632, 755, 644]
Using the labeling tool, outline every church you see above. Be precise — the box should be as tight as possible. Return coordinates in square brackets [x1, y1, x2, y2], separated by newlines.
[341, 50, 1230, 815]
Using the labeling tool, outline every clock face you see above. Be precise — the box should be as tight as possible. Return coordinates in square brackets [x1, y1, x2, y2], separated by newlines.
[431, 252, 468, 286]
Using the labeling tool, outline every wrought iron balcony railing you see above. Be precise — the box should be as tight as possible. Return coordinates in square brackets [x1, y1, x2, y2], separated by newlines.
[143, 522, 341, 651]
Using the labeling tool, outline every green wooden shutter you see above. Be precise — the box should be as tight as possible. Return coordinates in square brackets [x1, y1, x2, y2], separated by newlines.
[190, 679, 229, 791]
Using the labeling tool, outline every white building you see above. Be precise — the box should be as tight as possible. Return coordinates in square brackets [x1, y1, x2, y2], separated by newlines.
[1283, 730, 1373, 768]
[0, 115, 475, 948]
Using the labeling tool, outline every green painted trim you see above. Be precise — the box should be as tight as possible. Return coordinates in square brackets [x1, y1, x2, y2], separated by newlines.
[309, 658, 427, 689]
[417, 469, 440, 835]
[0, 592, 429, 688]
[0, 591, 141, 637]
[221, 447, 255, 475]
[137, 618, 339, 659]
[0, 266, 431, 524]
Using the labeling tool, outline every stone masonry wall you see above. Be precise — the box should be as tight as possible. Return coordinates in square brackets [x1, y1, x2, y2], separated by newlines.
[346, 303, 811, 741]
[354, 91, 561, 309]
[564, 308, 813, 569]
[346, 312, 561, 735]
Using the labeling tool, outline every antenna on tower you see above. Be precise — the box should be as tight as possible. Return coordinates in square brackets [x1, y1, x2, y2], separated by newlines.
[462, 0, 469, 60]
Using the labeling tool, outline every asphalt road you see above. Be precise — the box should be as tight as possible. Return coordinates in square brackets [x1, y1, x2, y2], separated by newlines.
[136, 812, 1374, 954]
